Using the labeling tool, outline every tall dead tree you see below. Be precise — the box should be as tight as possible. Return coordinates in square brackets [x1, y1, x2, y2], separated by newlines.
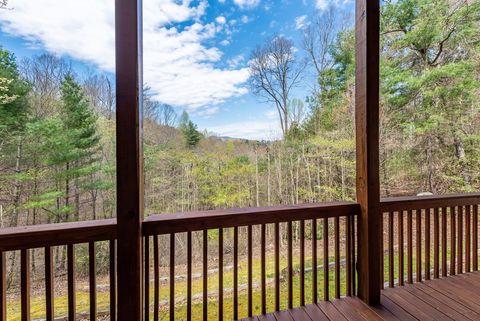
[302, 8, 339, 77]
[249, 36, 304, 137]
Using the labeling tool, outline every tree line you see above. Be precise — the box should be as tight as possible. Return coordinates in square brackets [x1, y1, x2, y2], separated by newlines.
[1, 0, 479, 229]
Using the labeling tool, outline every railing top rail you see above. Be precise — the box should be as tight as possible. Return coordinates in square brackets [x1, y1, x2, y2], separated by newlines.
[143, 201, 360, 235]
[0, 219, 117, 251]
[380, 192, 480, 212]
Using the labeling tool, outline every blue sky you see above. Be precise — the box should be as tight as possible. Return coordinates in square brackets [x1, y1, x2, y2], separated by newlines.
[0, 0, 353, 140]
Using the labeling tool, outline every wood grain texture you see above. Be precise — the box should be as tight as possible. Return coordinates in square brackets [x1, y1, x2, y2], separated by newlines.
[109, 240, 116, 321]
[144, 202, 359, 235]
[381, 193, 480, 212]
[67, 245, 75, 321]
[0, 253, 4, 321]
[45, 247, 54, 321]
[115, 0, 144, 319]
[0, 219, 116, 251]
[252, 272, 480, 321]
[355, 0, 381, 305]
[89, 242, 97, 320]
[21, 249, 30, 321]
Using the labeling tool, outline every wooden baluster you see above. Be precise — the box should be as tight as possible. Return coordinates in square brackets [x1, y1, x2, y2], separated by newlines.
[203, 230, 208, 321]
[312, 219, 318, 302]
[154, 236, 159, 321]
[0, 252, 5, 321]
[407, 210, 413, 284]
[89, 242, 97, 320]
[388, 212, 394, 287]
[233, 227, 238, 320]
[287, 221, 293, 309]
[398, 211, 404, 286]
[346, 216, 352, 296]
[300, 220, 305, 305]
[21, 249, 30, 321]
[466, 205, 471, 273]
[261, 224, 266, 314]
[219, 229, 224, 321]
[187, 232, 192, 321]
[474, 205, 478, 271]
[323, 218, 329, 301]
[433, 208, 439, 278]
[458, 206, 463, 274]
[170, 234, 175, 321]
[416, 209, 422, 282]
[109, 240, 116, 321]
[45, 247, 54, 321]
[425, 209, 430, 281]
[380, 214, 384, 289]
[144, 237, 150, 321]
[352, 215, 357, 295]
[67, 245, 75, 321]
[441, 207, 447, 277]
[274, 222, 280, 311]
[451, 207, 456, 275]
[248, 225, 253, 316]
[334, 217, 340, 299]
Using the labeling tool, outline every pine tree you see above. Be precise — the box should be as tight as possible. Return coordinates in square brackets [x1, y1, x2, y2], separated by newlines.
[178, 111, 201, 147]
[0, 48, 30, 227]
[58, 74, 103, 220]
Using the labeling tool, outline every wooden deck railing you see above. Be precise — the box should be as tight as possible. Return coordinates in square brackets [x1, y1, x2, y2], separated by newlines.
[0, 219, 117, 321]
[143, 202, 359, 321]
[380, 193, 480, 289]
[2, 194, 480, 320]
[0, 202, 358, 321]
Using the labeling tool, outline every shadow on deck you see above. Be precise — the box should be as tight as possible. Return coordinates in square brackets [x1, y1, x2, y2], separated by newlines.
[242, 271, 480, 321]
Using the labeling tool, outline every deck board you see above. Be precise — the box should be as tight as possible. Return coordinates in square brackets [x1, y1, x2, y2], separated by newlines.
[245, 272, 480, 320]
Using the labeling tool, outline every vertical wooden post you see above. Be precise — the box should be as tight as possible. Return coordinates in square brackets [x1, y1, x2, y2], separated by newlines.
[115, 0, 144, 320]
[355, 0, 381, 306]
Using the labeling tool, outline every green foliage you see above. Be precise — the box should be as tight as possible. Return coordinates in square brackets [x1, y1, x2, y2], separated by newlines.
[178, 111, 202, 147]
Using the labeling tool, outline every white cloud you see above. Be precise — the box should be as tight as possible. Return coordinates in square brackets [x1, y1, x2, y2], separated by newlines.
[264, 109, 277, 120]
[316, 0, 329, 10]
[0, 0, 250, 111]
[207, 120, 281, 140]
[233, 0, 261, 9]
[215, 16, 226, 24]
[315, 0, 350, 11]
[295, 15, 308, 30]
[220, 39, 230, 46]
[241, 15, 250, 24]
[227, 54, 245, 68]
[195, 106, 219, 117]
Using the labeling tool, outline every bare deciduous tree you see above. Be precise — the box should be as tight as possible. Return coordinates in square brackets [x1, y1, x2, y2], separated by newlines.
[302, 8, 338, 76]
[158, 104, 177, 127]
[83, 74, 115, 119]
[21, 54, 71, 117]
[249, 36, 305, 137]
[143, 86, 177, 126]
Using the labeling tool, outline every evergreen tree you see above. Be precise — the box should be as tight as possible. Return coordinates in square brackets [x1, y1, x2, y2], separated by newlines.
[58, 74, 103, 219]
[0, 48, 30, 226]
[178, 111, 201, 147]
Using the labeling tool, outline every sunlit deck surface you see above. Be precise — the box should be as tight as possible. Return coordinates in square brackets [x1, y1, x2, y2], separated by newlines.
[242, 271, 480, 321]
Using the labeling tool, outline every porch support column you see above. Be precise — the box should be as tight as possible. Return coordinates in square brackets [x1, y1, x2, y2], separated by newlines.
[355, 0, 381, 305]
[115, 0, 144, 320]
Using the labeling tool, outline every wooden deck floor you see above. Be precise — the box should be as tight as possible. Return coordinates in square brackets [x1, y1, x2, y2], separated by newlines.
[242, 271, 480, 321]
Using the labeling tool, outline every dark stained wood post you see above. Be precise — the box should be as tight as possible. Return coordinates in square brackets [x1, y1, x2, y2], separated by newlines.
[115, 0, 144, 320]
[355, 0, 381, 305]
